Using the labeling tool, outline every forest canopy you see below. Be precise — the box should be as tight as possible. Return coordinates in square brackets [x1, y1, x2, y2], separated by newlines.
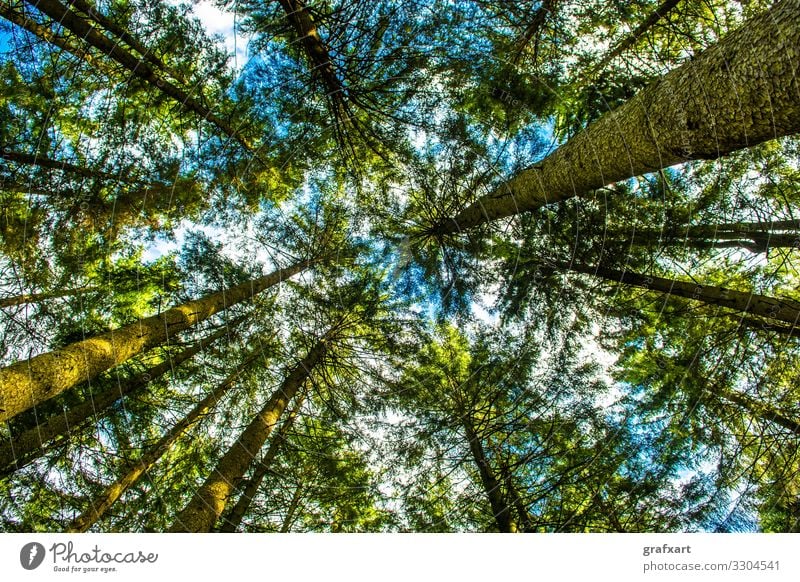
[0, 0, 798, 533]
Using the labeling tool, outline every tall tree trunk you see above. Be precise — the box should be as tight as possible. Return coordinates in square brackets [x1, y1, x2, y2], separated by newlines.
[460, 413, 513, 532]
[586, 0, 682, 78]
[66, 347, 263, 532]
[0, 286, 99, 308]
[19, 0, 252, 150]
[217, 395, 304, 532]
[68, 0, 188, 84]
[717, 388, 800, 436]
[0, 0, 113, 74]
[0, 149, 130, 182]
[555, 260, 800, 325]
[0, 321, 239, 476]
[498, 456, 534, 532]
[279, 482, 305, 532]
[276, 0, 344, 108]
[168, 337, 328, 532]
[0, 259, 312, 422]
[511, 0, 559, 66]
[607, 226, 800, 253]
[435, 0, 800, 233]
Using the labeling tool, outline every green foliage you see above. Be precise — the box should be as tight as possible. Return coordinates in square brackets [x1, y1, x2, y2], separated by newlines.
[0, 0, 797, 533]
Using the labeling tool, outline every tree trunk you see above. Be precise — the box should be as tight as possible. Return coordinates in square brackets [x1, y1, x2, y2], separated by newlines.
[19, 0, 252, 150]
[435, 0, 800, 233]
[511, 0, 559, 66]
[217, 395, 304, 532]
[68, 0, 187, 84]
[498, 456, 534, 532]
[276, 0, 344, 108]
[279, 482, 305, 532]
[0, 0, 114, 74]
[461, 413, 513, 532]
[0, 259, 311, 422]
[718, 389, 800, 436]
[0, 321, 239, 476]
[0, 149, 128, 182]
[0, 286, 99, 308]
[557, 260, 800, 326]
[66, 347, 263, 532]
[168, 338, 328, 532]
[607, 225, 800, 253]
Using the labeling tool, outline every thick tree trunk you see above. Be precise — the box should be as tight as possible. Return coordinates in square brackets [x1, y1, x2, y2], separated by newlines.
[0, 286, 99, 308]
[168, 338, 328, 532]
[0, 322, 238, 476]
[66, 347, 262, 532]
[558, 260, 800, 326]
[0, 260, 311, 422]
[19, 0, 252, 150]
[436, 0, 800, 233]
[217, 396, 303, 532]
[461, 414, 513, 532]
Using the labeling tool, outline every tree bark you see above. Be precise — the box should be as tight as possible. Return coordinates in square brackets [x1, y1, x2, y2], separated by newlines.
[0, 0, 114, 74]
[19, 0, 252, 150]
[0, 286, 99, 308]
[276, 0, 344, 107]
[0, 321, 239, 476]
[606, 224, 800, 253]
[68, 0, 188, 84]
[0, 259, 312, 422]
[511, 0, 559, 66]
[217, 395, 303, 532]
[435, 0, 800, 233]
[168, 338, 328, 532]
[718, 389, 800, 436]
[66, 346, 263, 532]
[498, 456, 534, 532]
[279, 482, 305, 532]
[1, 149, 128, 182]
[557, 260, 800, 326]
[461, 413, 513, 532]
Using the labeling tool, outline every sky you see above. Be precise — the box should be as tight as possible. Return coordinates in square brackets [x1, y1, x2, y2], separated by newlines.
[183, 0, 250, 73]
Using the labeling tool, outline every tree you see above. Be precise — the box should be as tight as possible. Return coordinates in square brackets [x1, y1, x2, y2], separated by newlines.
[66, 344, 264, 532]
[168, 334, 329, 532]
[432, 0, 800, 233]
[0, 259, 312, 422]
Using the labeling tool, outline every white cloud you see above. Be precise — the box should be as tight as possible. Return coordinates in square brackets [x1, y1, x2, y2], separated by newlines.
[188, 1, 250, 71]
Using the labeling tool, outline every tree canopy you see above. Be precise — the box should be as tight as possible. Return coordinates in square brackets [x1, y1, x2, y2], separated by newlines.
[0, 0, 798, 533]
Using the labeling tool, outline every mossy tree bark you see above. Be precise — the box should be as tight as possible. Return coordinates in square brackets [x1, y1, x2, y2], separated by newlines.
[0, 260, 312, 422]
[436, 0, 800, 233]
[66, 347, 263, 532]
[216, 396, 304, 532]
[0, 321, 239, 476]
[168, 338, 328, 532]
